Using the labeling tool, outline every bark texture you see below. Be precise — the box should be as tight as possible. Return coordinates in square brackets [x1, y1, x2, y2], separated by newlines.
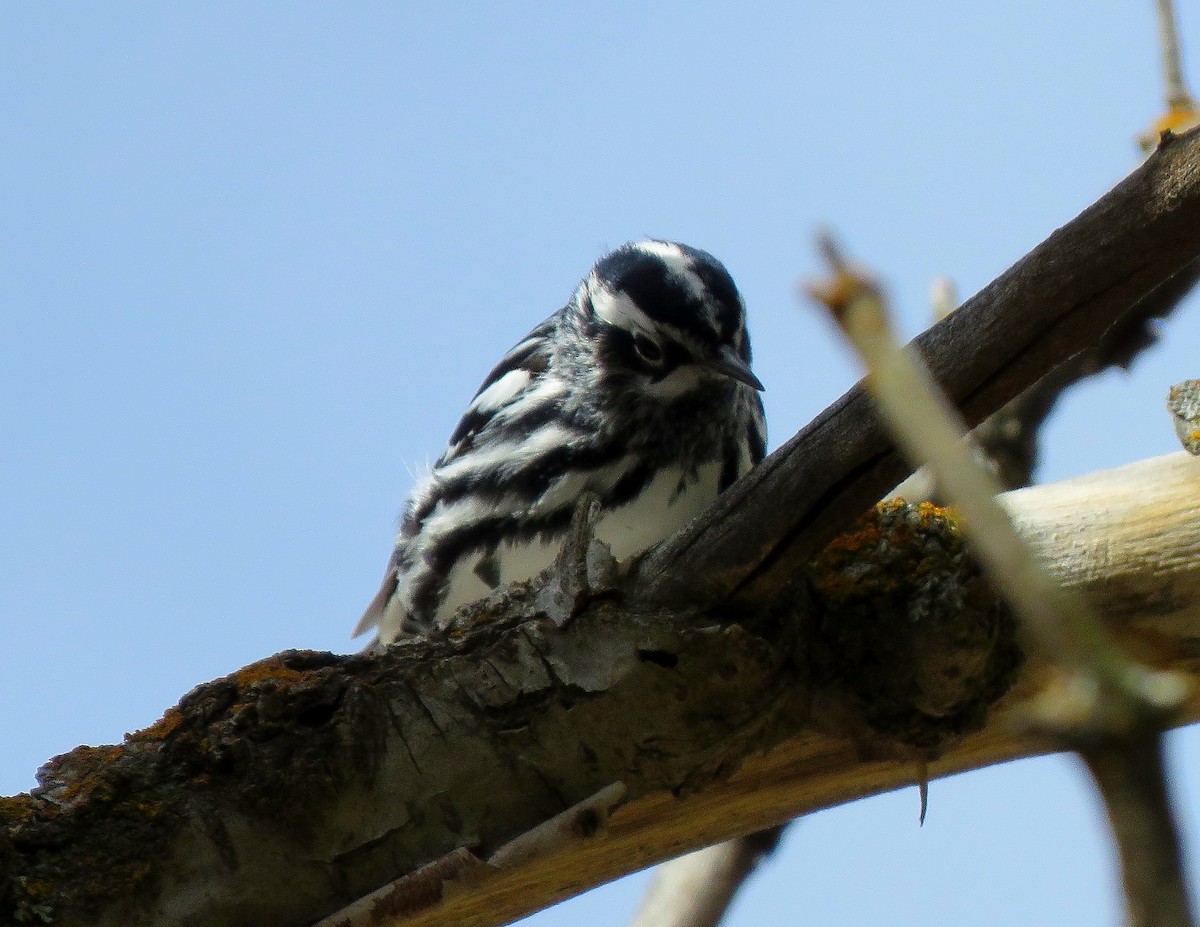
[638, 127, 1200, 605]
[4, 453, 1199, 927]
[4, 128, 1200, 927]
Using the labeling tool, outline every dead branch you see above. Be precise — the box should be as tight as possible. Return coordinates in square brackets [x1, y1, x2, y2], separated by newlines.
[4, 128, 1200, 927]
[2, 451, 1198, 927]
[637, 126, 1200, 606]
[627, 827, 784, 927]
[814, 239, 1194, 927]
[639, 236, 1200, 927]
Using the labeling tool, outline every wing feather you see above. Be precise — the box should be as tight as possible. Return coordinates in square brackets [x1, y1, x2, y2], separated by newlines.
[442, 317, 555, 461]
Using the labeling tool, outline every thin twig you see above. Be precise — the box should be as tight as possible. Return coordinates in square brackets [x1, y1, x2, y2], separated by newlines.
[808, 234, 1196, 927]
[1140, 0, 1199, 150]
[628, 828, 785, 927]
[1082, 734, 1194, 927]
[1157, 0, 1195, 110]
[807, 235, 1137, 682]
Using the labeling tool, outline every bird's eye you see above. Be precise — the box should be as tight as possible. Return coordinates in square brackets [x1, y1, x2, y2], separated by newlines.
[633, 334, 663, 364]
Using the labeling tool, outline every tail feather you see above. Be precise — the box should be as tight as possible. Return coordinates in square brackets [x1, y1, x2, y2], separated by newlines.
[353, 564, 399, 638]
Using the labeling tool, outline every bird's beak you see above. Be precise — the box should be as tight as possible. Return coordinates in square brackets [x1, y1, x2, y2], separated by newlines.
[706, 346, 765, 391]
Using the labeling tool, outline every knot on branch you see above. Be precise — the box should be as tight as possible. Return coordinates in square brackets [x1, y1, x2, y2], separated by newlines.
[807, 500, 1024, 750]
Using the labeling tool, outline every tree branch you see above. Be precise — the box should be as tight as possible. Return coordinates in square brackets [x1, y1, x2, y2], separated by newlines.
[814, 240, 1194, 926]
[627, 826, 785, 927]
[637, 126, 1200, 605]
[4, 451, 1199, 927]
[5, 128, 1200, 927]
[641, 233, 1200, 927]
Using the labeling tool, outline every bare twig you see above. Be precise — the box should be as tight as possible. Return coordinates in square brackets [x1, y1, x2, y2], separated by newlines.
[638, 126, 1200, 608]
[929, 275, 957, 321]
[317, 783, 628, 927]
[1081, 735, 1194, 927]
[8, 132, 1200, 924]
[1156, 0, 1195, 110]
[809, 235, 1196, 927]
[1140, 0, 1200, 150]
[628, 827, 784, 927]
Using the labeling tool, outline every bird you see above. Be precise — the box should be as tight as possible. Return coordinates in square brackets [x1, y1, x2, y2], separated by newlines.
[355, 239, 766, 646]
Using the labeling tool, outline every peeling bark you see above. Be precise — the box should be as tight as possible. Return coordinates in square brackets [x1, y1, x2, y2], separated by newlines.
[3, 595, 806, 927]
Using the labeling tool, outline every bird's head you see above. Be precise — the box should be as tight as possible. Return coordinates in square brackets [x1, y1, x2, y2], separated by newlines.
[572, 239, 764, 400]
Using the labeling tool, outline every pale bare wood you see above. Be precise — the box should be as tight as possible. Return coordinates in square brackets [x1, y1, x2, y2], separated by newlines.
[627, 829, 783, 927]
[1003, 451, 1200, 637]
[315, 452, 1200, 927]
[8, 123, 1200, 927]
[638, 128, 1200, 608]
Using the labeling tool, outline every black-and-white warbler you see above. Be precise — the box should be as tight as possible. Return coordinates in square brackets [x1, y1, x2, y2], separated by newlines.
[356, 239, 766, 645]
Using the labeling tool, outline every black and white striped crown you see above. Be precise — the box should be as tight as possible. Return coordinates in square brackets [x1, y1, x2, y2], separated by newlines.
[578, 239, 750, 359]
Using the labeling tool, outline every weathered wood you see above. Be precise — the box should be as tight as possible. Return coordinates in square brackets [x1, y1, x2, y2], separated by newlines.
[627, 827, 784, 927]
[637, 127, 1200, 606]
[358, 454, 1200, 927]
[6, 127, 1200, 927]
[3, 454, 1198, 927]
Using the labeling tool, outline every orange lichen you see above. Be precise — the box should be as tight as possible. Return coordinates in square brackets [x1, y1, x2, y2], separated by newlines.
[809, 499, 965, 606]
[817, 503, 890, 556]
[231, 656, 309, 689]
[1138, 106, 1200, 153]
[0, 794, 39, 824]
[916, 500, 949, 519]
[806, 497, 1022, 747]
[127, 706, 184, 743]
[1152, 104, 1200, 136]
[48, 745, 125, 806]
[816, 500, 955, 560]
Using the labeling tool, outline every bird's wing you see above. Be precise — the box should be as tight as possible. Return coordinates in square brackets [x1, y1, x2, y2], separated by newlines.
[353, 316, 557, 640]
[439, 317, 556, 464]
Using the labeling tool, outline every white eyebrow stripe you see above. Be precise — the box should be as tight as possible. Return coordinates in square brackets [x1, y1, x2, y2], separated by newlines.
[588, 276, 657, 335]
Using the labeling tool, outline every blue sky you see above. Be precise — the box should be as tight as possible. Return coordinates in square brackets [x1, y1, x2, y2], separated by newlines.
[3, 4, 1197, 925]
